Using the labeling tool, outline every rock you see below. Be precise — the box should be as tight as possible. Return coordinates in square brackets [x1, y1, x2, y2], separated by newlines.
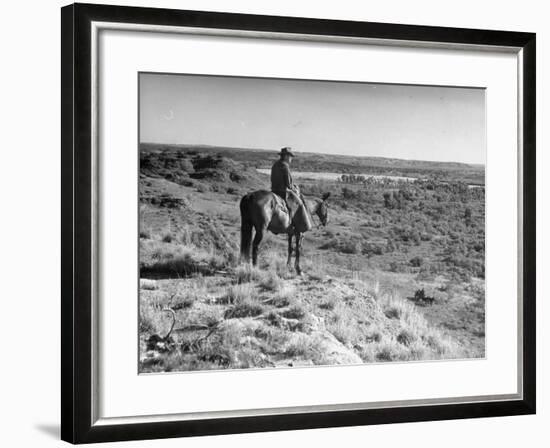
[140, 278, 158, 290]
[312, 330, 363, 365]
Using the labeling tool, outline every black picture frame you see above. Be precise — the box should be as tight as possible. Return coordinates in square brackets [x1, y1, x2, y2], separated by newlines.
[61, 2, 536, 444]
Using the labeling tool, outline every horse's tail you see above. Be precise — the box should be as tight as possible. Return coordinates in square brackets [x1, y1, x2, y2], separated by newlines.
[239, 195, 253, 263]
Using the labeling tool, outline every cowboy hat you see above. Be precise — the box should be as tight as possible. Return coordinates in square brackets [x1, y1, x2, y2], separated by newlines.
[279, 147, 295, 157]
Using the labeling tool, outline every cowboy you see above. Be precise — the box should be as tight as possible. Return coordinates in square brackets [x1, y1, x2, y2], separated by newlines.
[271, 147, 313, 231]
[271, 147, 296, 200]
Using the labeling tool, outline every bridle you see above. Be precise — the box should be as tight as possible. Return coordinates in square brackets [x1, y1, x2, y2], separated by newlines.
[313, 202, 327, 229]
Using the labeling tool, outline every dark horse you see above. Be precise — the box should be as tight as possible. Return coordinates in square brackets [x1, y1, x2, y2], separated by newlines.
[240, 190, 330, 275]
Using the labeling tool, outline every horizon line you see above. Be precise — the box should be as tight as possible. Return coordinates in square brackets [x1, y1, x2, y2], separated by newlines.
[139, 141, 486, 167]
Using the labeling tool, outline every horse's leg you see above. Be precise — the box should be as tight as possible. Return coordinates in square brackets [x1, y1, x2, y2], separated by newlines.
[294, 232, 304, 275]
[287, 233, 293, 268]
[240, 219, 253, 263]
[252, 225, 266, 266]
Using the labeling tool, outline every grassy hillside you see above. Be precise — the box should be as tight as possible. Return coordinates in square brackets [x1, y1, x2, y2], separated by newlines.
[139, 144, 485, 372]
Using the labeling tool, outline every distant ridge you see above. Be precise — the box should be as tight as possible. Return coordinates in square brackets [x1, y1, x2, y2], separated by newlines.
[140, 142, 484, 169]
[140, 143, 485, 185]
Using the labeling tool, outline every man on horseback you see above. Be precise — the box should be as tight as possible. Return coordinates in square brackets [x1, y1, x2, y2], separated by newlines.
[239, 147, 329, 273]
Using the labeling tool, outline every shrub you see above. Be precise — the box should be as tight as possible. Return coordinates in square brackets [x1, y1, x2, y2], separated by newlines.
[423, 332, 458, 357]
[366, 328, 382, 343]
[375, 341, 408, 362]
[264, 287, 294, 308]
[141, 243, 227, 277]
[320, 235, 363, 254]
[409, 288, 436, 306]
[365, 243, 385, 256]
[261, 253, 290, 278]
[171, 295, 195, 310]
[139, 304, 175, 337]
[224, 283, 255, 305]
[265, 295, 291, 308]
[381, 294, 414, 321]
[328, 320, 356, 345]
[281, 305, 306, 320]
[383, 192, 393, 208]
[140, 279, 158, 290]
[284, 334, 320, 359]
[318, 298, 336, 310]
[397, 328, 417, 346]
[234, 264, 264, 284]
[388, 261, 409, 273]
[224, 302, 264, 319]
[139, 312, 155, 333]
[265, 311, 284, 327]
[384, 307, 402, 319]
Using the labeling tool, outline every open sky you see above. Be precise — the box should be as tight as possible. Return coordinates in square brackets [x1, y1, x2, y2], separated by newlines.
[139, 73, 486, 165]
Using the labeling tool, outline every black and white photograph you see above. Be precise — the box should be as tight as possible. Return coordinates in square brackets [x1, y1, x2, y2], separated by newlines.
[138, 73, 486, 373]
[0, 0, 542, 445]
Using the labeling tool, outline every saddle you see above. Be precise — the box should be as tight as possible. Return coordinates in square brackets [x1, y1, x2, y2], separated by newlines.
[272, 193, 289, 215]
[271, 190, 313, 233]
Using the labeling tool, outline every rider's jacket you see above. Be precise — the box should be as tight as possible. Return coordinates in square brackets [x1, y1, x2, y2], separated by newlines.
[271, 159, 293, 198]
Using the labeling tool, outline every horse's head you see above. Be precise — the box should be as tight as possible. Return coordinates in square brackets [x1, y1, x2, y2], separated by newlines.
[315, 192, 331, 226]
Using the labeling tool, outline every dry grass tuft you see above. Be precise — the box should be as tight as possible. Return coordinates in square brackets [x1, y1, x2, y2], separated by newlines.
[264, 286, 295, 308]
[141, 242, 226, 277]
[318, 296, 337, 310]
[281, 305, 306, 320]
[261, 253, 291, 278]
[162, 232, 174, 243]
[224, 283, 255, 305]
[259, 269, 283, 292]
[224, 303, 264, 319]
[234, 264, 265, 284]
[140, 279, 158, 290]
[222, 283, 265, 319]
[359, 292, 468, 362]
[396, 328, 417, 346]
[284, 334, 320, 359]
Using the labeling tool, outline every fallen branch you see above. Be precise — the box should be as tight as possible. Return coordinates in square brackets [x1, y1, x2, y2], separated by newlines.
[174, 324, 210, 332]
[161, 307, 177, 339]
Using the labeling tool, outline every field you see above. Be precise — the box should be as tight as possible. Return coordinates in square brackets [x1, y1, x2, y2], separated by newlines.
[139, 143, 485, 373]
